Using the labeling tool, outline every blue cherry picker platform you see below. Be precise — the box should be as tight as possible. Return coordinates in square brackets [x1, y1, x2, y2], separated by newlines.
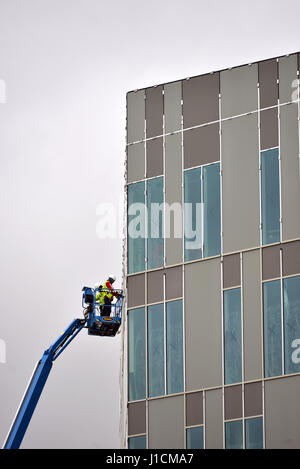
[3, 286, 123, 450]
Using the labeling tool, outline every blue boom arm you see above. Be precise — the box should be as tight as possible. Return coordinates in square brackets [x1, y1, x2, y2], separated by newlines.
[3, 318, 86, 449]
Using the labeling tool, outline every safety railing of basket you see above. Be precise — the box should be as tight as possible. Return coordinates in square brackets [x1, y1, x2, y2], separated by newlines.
[94, 288, 124, 318]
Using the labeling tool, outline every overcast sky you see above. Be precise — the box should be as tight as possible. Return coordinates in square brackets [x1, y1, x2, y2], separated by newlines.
[0, 0, 299, 449]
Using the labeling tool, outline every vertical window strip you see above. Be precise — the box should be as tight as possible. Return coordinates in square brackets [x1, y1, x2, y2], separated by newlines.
[128, 308, 146, 402]
[223, 288, 242, 385]
[148, 303, 165, 398]
[127, 181, 146, 274]
[260, 148, 280, 245]
[263, 280, 282, 378]
[184, 167, 202, 261]
[283, 275, 300, 375]
[166, 300, 184, 395]
[184, 163, 221, 262]
[147, 177, 164, 270]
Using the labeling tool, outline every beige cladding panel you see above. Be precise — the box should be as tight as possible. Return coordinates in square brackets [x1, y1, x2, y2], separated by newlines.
[205, 388, 223, 449]
[165, 133, 183, 266]
[127, 90, 145, 143]
[222, 113, 260, 254]
[220, 64, 258, 119]
[185, 258, 222, 390]
[148, 396, 184, 449]
[265, 376, 300, 448]
[280, 103, 300, 242]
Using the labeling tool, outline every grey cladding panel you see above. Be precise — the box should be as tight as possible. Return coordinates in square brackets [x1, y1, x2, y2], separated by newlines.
[282, 240, 300, 276]
[259, 59, 278, 109]
[222, 114, 260, 254]
[127, 143, 145, 183]
[186, 392, 203, 426]
[280, 103, 300, 242]
[279, 54, 298, 104]
[127, 274, 145, 308]
[185, 259, 222, 390]
[265, 375, 300, 448]
[146, 86, 163, 138]
[223, 253, 240, 288]
[224, 385, 242, 420]
[164, 82, 182, 134]
[221, 64, 258, 119]
[147, 270, 163, 304]
[262, 244, 281, 280]
[128, 401, 146, 436]
[146, 137, 163, 178]
[183, 73, 219, 128]
[127, 90, 145, 143]
[184, 123, 220, 169]
[260, 107, 278, 151]
[148, 396, 184, 448]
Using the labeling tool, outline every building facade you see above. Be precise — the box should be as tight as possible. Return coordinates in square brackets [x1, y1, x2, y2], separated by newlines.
[121, 52, 300, 449]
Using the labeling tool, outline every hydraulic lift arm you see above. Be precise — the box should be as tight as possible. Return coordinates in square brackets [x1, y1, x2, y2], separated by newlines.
[3, 318, 86, 449]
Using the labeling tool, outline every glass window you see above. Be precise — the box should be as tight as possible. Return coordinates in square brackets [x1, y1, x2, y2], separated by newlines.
[148, 304, 164, 397]
[186, 426, 204, 449]
[184, 164, 221, 261]
[225, 420, 243, 449]
[128, 435, 147, 449]
[184, 167, 202, 261]
[245, 417, 263, 449]
[128, 182, 145, 274]
[166, 300, 183, 395]
[224, 288, 242, 385]
[283, 276, 300, 375]
[261, 148, 280, 245]
[128, 308, 146, 401]
[147, 177, 164, 270]
[263, 280, 282, 378]
[203, 163, 221, 257]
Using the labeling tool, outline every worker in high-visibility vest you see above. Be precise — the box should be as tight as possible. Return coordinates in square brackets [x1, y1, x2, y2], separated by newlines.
[96, 275, 119, 316]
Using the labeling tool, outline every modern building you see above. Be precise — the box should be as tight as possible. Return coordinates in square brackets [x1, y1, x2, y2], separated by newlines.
[120, 52, 300, 449]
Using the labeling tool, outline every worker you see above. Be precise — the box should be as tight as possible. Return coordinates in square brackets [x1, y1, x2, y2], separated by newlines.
[96, 275, 119, 316]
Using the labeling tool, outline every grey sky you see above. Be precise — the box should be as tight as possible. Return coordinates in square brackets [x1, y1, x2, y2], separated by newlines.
[0, 0, 299, 449]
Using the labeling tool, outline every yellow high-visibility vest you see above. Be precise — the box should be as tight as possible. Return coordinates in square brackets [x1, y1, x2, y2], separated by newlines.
[96, 280, 113, 304]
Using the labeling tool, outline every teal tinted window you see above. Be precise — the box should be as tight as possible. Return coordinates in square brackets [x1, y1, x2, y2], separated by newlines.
[128, 308, 146, 401]
[128, 435, 146, 449]
[283, 276, 300, 375]
[128, 181, 145, 274]
[225, 420, 243, 449]
[147, 177, 164, 270]
[186, 426, 204, 449]
[263, 280, 282, 378]
[148, 304, 164, 397]
[184, 167, 202, 261]
[261, 148, 280, 245]
[166, 300, 183, 395]
[224, 288, 242, 384]
[203, 163, 221, 257]
[184, 164, 221, 261]
[245, 417, 263, 449]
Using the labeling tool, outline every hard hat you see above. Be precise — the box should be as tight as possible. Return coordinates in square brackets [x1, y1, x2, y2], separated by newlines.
[108, 275, 116, 283]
